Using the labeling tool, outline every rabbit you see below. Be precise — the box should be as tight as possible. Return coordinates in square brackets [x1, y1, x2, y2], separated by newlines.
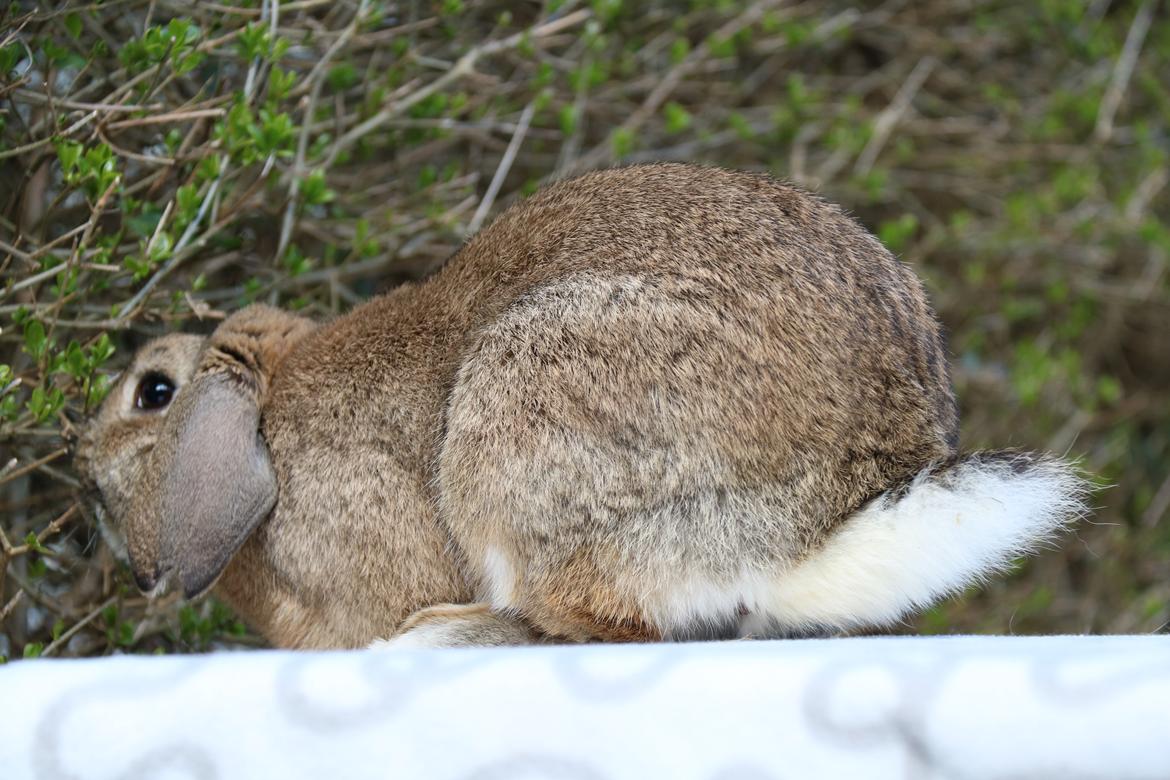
[72, 163, 1089, 649]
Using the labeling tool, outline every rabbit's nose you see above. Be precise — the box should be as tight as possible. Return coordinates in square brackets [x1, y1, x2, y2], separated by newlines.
[133, 567, 159, 593]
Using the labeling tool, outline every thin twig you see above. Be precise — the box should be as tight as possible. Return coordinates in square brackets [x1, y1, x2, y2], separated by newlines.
[6, 504, 81, 557]
[106, 108, 226, 130]
[468, 101, 535, 235]
[0, 110, 98, 160]
[13, 90, 163, 112]
[41, 595, 118, 657]
[0, 448, 69, 489]
[0, 591, 24, 623]
[854, 56, 936, 176]
[1094, 0, 1156, 143]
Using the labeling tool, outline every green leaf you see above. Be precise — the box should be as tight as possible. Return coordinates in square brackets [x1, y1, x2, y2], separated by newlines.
[89, 334, 115, 366]
[22, 643, 43, 659]
[418, 163, 439, 189]
[125, 207, 164, 238]
[242, 277, 263, 302]
[301, 169, 335, 206]
[147, 230, 173, 263]
[87, 373, 113, 407]
[23, 320, 47, 360]
[63, 341, 87, 378]
[0, 397, 20, 420]
[65, 12, 83, 39]
[268, 67, 296, 103]
[121, 19, 203, 73]
[611, 127, 634, 158]
[707, 34, 735, 58]
[327, 63, 359, 92]
[663, 101, 691, 134]
[24, 532, 46, 553]
[0, 395, 20, 422]
[591, 0, 623, 25]
[283, 245, 312, 277]
[43, 38, 84, 68]
[558, 104, 579, 136]
[877, 213, 919, 254]
[57, 141, 82, 176]
[27, 385, 66, 423]
[28, 557, 47, 579]
[516, 31, 535, 58]
[0, 42, 24, 76]
[727, 112, 754, 141]
[237, 22, 270, 60]
[176, 51, 205, 75]
[1097, 376, 1122, 406]
[409, 92, 449, 119]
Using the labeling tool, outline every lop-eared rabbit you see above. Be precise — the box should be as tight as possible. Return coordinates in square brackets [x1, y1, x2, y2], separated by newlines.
[74, 163, 1087, 648]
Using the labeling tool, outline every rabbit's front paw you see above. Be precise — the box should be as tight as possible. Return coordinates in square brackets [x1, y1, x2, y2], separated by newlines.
[369, 603, 538, 649]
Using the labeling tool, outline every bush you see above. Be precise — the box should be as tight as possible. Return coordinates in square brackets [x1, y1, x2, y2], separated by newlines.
[2, 0, 1168, 658]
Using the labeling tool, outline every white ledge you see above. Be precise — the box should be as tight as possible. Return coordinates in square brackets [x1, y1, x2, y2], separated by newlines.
[2, 635, 1168, 779]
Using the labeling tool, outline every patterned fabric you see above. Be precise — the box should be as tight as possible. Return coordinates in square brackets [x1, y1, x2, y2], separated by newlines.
[2, 635, 1167, 779]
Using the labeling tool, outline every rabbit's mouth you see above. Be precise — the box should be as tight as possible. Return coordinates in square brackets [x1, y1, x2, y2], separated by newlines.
[73, 462, 129, 558]
[74, 485, 133, 571]
[74, 460, 212, 600]
[85, 494, 179, 598]
[76, 488, 171, 599]
[92, 502, 130, 567]
[73, 463, 157, 593]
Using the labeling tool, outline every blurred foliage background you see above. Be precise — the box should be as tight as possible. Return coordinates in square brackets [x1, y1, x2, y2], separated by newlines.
[1, 0, 1167, 659]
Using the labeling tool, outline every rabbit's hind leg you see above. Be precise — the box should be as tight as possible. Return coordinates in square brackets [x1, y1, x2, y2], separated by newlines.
[509, 548, 664, 643]
[369, 603, 539, 649]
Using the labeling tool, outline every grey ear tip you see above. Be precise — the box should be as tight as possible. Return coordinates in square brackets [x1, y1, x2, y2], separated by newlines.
[180, 568, 217, 600]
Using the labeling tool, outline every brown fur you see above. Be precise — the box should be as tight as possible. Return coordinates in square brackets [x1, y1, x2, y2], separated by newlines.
[75, 163, 959, 648]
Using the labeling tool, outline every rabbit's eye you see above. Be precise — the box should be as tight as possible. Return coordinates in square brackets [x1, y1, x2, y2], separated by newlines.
[135, 373, 175, 411]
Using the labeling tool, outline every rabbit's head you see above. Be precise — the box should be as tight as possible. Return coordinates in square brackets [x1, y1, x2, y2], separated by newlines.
[74, 306, 311, 598]
[73, 333, 206, 591]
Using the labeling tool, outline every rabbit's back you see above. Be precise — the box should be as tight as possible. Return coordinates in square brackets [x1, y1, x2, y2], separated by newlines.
[440, 164, 958, 526]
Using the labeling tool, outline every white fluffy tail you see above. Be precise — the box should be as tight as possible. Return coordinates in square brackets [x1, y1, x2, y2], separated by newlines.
[760, 452, 1091, 632]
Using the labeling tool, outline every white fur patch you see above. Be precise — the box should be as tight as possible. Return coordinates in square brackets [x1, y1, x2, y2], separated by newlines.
[755, 455, 1089, 631]
[481, 545, 520, 610]
[94, 504, 129, 565]
[646, 569, 770, 639]
[645, 455, 1088, 636]
[368, 623, 462, 650]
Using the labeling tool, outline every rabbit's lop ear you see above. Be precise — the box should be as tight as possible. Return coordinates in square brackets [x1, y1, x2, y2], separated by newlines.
[158, 372, 276, 598]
